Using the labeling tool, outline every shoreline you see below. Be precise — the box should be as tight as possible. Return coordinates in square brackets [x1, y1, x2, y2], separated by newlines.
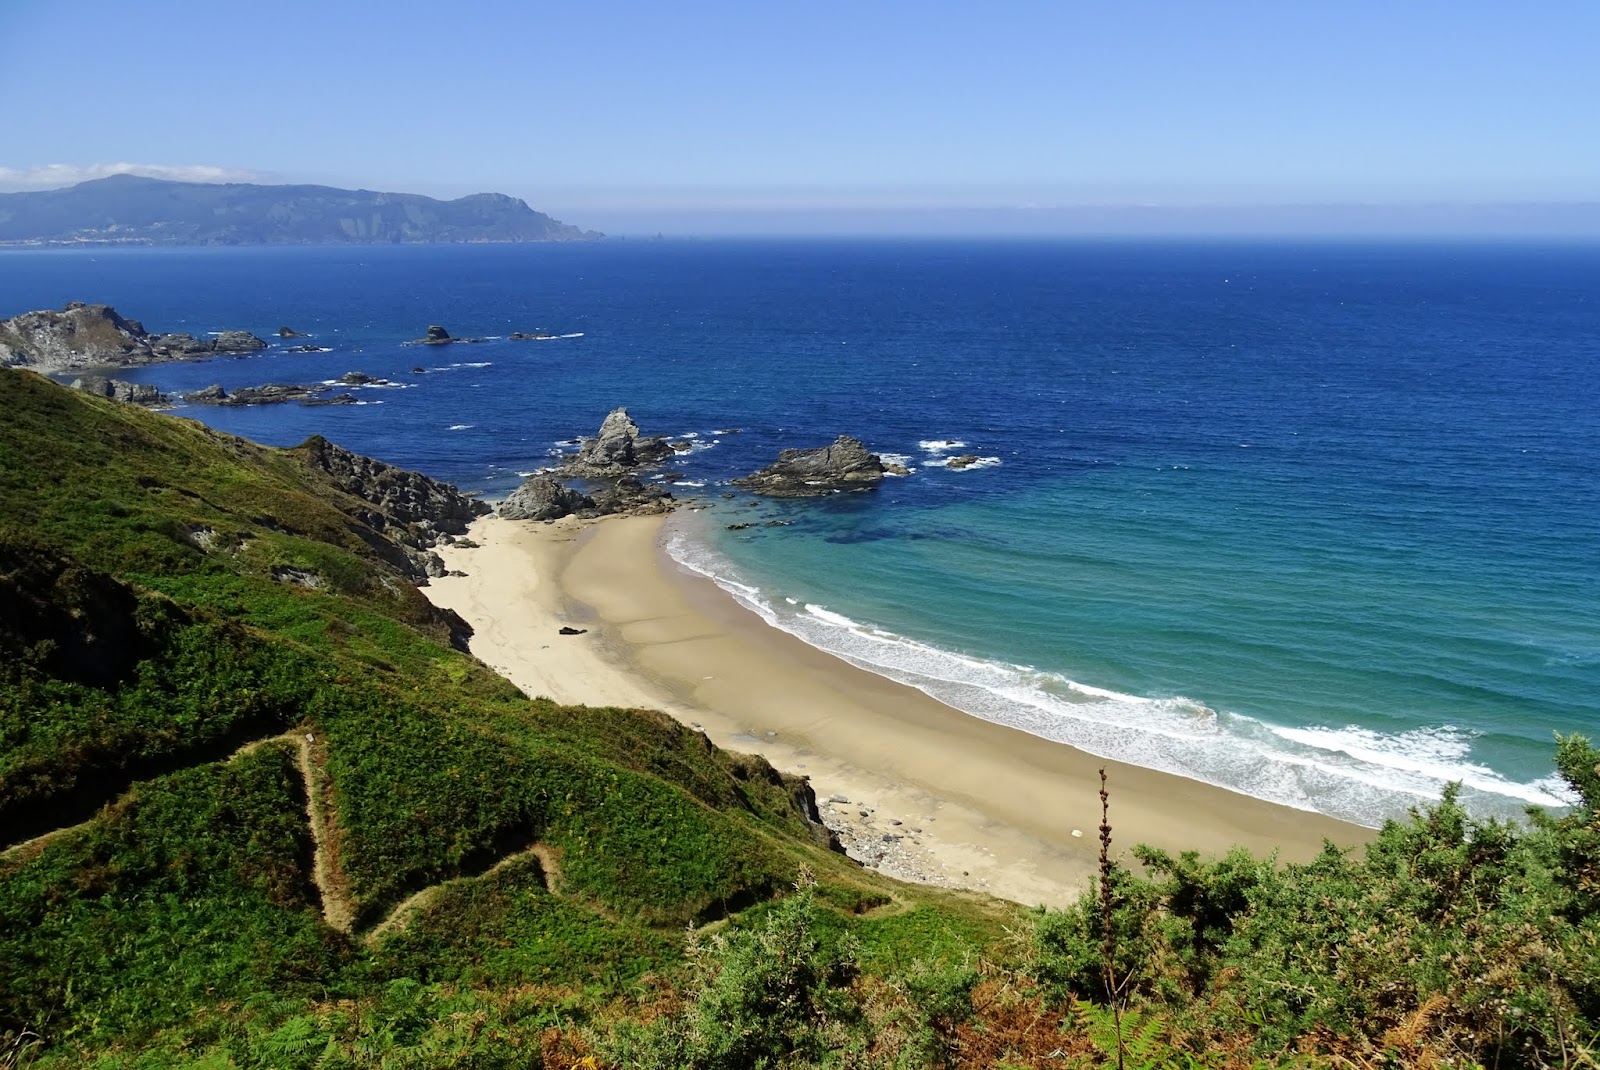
[426, 512, 1368, 907]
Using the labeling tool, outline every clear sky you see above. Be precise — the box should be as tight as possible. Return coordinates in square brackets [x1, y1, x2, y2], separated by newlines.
[2, 0, 1597, 234]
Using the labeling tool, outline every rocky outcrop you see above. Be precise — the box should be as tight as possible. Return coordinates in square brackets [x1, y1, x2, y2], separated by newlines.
[732, 436, 887, 496]
[1, 303, 149, 370]
[293, 434, 492, 581]
[587, 473, 674, 516]
[497, 409, 680, 523]
[69, 376, 168, 406]
[556, 408, 675, 479]
[0, 302, 267, 373]
[277, 326, 307, 338]
[403, 325, 496, 346]
[296, 434, 490, 536]
[186, 383, 322, 406]
[498, 475, 595, 521]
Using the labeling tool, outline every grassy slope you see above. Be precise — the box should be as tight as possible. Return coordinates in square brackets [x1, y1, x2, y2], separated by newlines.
[7, 369, 1593, 1070]
[0, 370, 1011, 1062]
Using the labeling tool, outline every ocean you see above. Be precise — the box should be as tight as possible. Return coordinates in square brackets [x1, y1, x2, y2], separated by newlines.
[4, 239, 1596, 827]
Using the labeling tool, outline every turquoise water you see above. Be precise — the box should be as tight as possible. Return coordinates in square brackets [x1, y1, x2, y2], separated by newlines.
[3, 239, 1595, 826]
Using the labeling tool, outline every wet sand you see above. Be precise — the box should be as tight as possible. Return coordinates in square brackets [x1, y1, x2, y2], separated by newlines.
[425, 512, 1367, 907]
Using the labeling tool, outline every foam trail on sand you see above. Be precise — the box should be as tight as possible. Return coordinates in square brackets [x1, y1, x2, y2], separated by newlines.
[664, 521, 1575, 828]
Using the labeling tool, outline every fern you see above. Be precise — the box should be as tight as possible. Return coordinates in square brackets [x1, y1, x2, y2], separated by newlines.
[1073, 999, 1168, 1070]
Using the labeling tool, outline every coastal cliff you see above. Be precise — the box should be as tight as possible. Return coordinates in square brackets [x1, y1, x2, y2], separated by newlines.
[0, 174, 602, 245]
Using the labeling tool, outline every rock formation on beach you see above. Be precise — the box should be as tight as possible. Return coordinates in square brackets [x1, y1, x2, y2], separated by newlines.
[732, 435, 888, 496]
[0, 302, 267, 373]
[498, 475, 596, 522]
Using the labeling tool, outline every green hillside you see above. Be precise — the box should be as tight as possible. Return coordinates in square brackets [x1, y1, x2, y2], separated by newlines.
[1, 368, 1595, 1069]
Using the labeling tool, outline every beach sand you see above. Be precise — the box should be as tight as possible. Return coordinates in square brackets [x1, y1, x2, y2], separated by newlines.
[425, 512, 1367, 908]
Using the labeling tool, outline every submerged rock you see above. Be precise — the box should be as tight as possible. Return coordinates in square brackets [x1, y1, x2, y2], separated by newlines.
[732, 435, 887, 496]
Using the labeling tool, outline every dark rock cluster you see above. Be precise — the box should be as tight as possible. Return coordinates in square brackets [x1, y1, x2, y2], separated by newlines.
[294, 434, 492, 581]
[731, 435, 887, 496]
[499, 408, 676, 523]
[68, 375, 168, 406]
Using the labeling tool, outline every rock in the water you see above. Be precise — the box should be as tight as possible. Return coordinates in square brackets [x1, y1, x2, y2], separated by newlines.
[945, 454, 979, 469]
[558, 407, 675, 478]
[584, 473, 673, 516]
[498, 475, 596, 522]
[188, 382, 321, 406]
[69, 375, 167, 406]
[301, 392, 359, 406]
[338, 371, 378, 385]
[186, 383, 227, 403]
[277, 326, 307, 338]
[404, 324, 491, 346]
[213, 330, 268, 352]
[732, 435, 887, 496]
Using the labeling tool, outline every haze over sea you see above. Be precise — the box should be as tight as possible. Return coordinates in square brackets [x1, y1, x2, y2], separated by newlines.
[6, 239, 1596, 827]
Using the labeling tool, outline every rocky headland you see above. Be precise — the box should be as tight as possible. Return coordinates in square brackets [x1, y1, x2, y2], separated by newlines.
[293, 434, 492, 582]
[0, 302, 266, 374]
[732, 435, 890, 496]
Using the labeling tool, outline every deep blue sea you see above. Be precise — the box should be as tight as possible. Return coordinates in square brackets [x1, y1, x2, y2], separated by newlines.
[4, 240, 1597, 827]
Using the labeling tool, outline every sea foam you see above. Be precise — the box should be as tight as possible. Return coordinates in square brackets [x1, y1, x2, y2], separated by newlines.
[664, 519, 1574, 828]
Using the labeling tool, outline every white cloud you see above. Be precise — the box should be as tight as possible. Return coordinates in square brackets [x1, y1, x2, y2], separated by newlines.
[0, 163, 261, 192]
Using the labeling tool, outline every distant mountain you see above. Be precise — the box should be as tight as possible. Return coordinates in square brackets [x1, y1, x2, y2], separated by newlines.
[0, 174, 601, 245]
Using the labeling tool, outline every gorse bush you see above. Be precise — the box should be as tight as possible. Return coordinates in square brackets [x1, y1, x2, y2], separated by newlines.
[601, 879, 862, 1069]
[1033, 736, 1600, 1069]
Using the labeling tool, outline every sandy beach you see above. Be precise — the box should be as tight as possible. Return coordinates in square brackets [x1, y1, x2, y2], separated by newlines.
[425, 512, 1367, 908]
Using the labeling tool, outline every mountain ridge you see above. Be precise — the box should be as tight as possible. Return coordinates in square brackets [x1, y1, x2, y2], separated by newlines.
[0, 174, 602, 245]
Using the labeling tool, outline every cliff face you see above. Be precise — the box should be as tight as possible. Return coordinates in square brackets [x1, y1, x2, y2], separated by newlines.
[0, 175, 602, 245]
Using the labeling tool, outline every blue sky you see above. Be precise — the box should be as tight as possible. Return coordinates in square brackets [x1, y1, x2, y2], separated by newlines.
[2, 0, 1597, 234]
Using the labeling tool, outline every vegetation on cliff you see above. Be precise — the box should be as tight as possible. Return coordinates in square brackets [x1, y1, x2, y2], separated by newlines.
[0, 368, 1595, 1068]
